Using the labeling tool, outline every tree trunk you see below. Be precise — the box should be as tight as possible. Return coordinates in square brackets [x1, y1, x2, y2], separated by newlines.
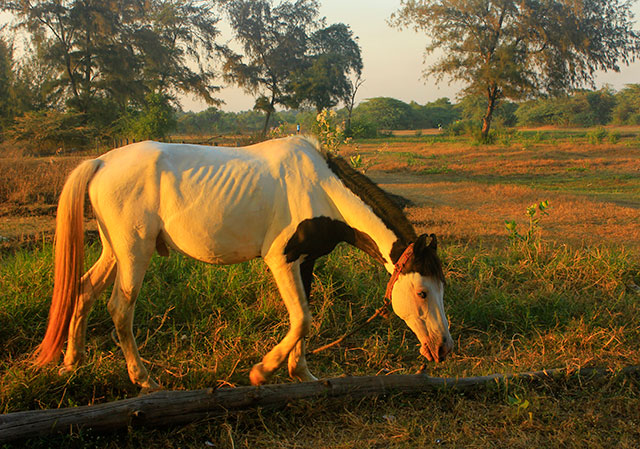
[1, 366, 638, 443]
[481, 86, 499, 142]
[261, 95, 276, 137]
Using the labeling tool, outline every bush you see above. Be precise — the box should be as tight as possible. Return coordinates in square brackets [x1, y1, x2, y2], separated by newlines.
[121, 92, 176, 141]
[346, 119, 378, 138]
[587, 127, 608, 144]
[608, 131, 621, 144]
[612, 84, 640, 125]
[444, 119, 478, 137]
[351, 97, 415, 131]
[5, 110, 96, 155]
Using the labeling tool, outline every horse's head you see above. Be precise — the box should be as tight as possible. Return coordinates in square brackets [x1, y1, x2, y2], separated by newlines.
[390, 234, 453, 363]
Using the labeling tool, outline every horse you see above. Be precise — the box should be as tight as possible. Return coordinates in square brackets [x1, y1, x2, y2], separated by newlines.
[34, 135, 453, 389]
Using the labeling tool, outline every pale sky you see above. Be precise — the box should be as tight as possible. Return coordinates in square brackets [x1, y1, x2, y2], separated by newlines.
[3, 2, 640, 113]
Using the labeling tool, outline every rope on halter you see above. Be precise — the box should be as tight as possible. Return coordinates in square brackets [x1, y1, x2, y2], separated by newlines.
[310, 243, 415, 355]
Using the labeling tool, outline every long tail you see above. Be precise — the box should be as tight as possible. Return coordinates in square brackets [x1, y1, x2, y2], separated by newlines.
[34, 158, 103, 367]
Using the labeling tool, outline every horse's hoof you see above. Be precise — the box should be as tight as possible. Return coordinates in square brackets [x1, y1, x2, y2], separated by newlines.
[138, 378, 161, 394]
[250, 363, 269, 386]
[139, 384, 162, 395]
[300, 372, 318, 383]
[58, 365, 77, 376]
[290, 368, 318, 383]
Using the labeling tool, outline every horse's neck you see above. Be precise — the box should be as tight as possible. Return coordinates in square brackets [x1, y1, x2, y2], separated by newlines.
[323, 178, 406, 274]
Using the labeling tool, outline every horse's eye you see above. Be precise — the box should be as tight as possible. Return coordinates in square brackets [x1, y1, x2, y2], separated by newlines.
[417, 291, 427, 299]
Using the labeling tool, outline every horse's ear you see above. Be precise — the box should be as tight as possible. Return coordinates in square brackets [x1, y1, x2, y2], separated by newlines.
[428, 233, 437, 251]
[414, 234, 429, 253]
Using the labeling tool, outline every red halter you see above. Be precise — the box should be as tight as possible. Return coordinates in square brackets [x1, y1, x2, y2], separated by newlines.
[384, 243, 414, 301]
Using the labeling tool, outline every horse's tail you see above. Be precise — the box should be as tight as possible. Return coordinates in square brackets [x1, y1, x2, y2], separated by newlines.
[34, 158, 103, 367]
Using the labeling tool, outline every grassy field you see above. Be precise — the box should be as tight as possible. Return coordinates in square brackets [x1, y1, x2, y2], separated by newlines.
[1, 129, 639, 447]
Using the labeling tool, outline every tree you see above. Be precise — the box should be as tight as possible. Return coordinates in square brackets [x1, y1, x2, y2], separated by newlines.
[122, 92, 177, 141]
[391, 0, 640, 141]
[0, 33, 16, 132]
[1, 0, 222, 124]
[514, 88, 616, 127]
[352, 97, 416, 131]
[410, 97, 460, 128]
[343, 72, 365, 131]
[612, 84, 640, 125]
[223, 0, 321, 135]
[290, 23, 363, 112]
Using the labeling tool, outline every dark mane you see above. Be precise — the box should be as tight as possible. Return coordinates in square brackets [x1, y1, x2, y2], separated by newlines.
[324, 153, 417, 251]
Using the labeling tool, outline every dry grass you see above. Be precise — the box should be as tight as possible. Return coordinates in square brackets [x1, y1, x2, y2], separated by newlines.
[343, 134, 640, 251]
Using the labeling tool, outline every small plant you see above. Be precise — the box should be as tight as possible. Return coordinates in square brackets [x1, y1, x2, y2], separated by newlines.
[587, 127, 607, 144]
[268, 123, 288, 139]
[608, 130, 621, 144]
[314, 109, 348, 154]
[505, 200, 550, 247]
[349, 153, 364, 170]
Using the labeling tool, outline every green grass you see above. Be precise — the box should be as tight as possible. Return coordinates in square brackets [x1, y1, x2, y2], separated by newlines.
[1, 233, 639, 447]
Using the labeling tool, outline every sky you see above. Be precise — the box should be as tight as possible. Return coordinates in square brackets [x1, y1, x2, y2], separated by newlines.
[3, 1, 640, 113]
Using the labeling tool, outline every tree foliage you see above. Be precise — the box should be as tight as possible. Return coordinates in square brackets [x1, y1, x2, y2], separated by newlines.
[352, 96, 460, 132]
[290, 23, 363, 112]
[223, 0, 362, 134]
[223, 0, 320, 134]
[121, 92, 177, 141]
[0, 34, 16, 132]
[612, 84, 640, 125]
[515, 88, 616, 127]
[392, 0, 640, 140]
[1, 0, 222, 125]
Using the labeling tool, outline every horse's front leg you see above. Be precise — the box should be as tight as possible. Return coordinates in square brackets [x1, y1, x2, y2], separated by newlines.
[250, 258, 315, 385]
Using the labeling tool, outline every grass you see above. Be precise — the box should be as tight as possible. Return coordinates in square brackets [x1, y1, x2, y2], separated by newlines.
[1, 128, 640, 447]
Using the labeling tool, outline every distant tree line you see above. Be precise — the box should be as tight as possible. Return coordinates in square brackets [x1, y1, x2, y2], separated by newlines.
[175, 85, 640, 139]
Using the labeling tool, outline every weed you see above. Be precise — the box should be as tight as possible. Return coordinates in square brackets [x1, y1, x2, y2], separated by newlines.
[505, 200, 550, 250]
[349, 153, 364, 170]
[421, 165, 451, 175]
[587, 127, 608, 144]
[314, 109, 348, 154]
[608, 130, 621, 144]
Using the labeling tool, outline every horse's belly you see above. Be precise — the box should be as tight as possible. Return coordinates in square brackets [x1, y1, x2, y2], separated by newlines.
[161, 204, 268, 265]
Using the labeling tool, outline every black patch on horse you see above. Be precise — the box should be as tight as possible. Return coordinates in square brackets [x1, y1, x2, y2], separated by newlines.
[284, 216, 385, 265]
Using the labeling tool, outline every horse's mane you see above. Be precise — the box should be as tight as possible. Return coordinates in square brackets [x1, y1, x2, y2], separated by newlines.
[322, 151, 418, 247]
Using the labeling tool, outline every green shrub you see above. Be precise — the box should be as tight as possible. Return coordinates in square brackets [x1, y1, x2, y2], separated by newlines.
[347, 119, 378, 138]
[587, 127, 608, 144]
[607, 130, 621, 144]
[445, 119, 477, 137]
[6, 110, 96, 155]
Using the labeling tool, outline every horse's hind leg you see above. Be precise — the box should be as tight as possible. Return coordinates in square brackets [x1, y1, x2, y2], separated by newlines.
[287, 259, 317, 382]
[288, 339, 316, 382]
[61, 241, 116, 373]
[107, 242, 158, 390]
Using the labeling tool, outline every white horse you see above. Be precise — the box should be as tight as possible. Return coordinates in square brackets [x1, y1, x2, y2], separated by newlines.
[35, 136, 453, 389]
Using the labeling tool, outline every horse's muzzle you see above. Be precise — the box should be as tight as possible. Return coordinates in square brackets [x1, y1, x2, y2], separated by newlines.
[420, 335, 453, 363]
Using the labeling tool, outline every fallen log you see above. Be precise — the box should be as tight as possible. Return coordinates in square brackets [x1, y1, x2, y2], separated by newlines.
[1, 365, 638, 443]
